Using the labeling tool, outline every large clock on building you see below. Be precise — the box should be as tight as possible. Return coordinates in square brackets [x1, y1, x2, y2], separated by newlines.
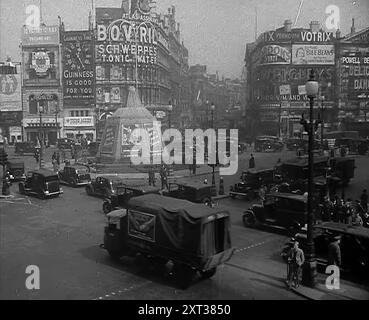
[64, 41, 92, 71]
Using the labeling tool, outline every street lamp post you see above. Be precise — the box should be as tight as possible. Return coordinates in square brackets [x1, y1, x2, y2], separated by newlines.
[210, 103, 217, 197]
[38, 103, 44, 169]
[320, 95, 325, 148]
[300, 69, 319, 287]
[168, 102, 173, 129]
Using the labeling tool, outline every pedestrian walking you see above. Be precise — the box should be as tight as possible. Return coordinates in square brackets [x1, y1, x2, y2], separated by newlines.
[52, 158, 58, 173]
[322, 197, 333, 221]
[360, 189, 368, 211]
[344, 198, 353, 224]
[286, 240, 305, 289]
[328, 236, 342, 267]
[56, 152, 60, 166]
[249, 154, 255, 169]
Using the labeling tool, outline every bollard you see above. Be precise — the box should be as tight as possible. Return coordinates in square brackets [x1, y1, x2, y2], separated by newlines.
[219, 176, 225, 195]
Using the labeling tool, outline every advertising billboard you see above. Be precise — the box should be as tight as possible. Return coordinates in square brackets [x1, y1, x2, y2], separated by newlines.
[341, 53, 369, 99]
[62, 31, 95, 101]
[258, 45, 291, 65]
[292, 44, 335, 65]
[95, 8, 158, 66]
[0, 74, 21, 111]
[22, 47, 60, 86]
[22, 25, 60, 46]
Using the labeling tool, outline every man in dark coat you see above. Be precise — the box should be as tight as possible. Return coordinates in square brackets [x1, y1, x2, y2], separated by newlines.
[360, 189, 368, 211]
[249, 154, 255, 169]
[328, 236, 342, 267]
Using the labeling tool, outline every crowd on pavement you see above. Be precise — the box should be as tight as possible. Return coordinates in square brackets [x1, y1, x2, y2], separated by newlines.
[319, 189, 369, 228]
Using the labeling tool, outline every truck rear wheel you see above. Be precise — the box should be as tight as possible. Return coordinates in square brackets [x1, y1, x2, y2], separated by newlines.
[200, 267, 217, 279]
[108, 250, 121, 261]
[173, 263, 196, 290]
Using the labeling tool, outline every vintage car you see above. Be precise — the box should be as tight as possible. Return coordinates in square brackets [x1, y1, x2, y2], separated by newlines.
[85, 175, 126, 198]
[58, 164, 91, 187]
[229, 168, 280, 200]
[6, 160, 26, 181]
[162, 180, 213, 206]
[282, 222, 369, 280]
[101, 194, 235, 289]
[254, 136, 283, 153]
[18, 169, 63, 199]
[14, 142, 36, 156]
[102, 184, 160, 214]
[243, 193, 310, 234]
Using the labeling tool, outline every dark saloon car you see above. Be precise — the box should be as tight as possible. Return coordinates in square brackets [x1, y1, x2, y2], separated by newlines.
[58, 165, 91, 187]
[85, 175, 127, 198]
[14, 142, 36, 156]
[102, 184, 160, 214]
[87, 142, 100, 156]
[163, 180, 213, 206]
[6, 160, 26, 181]
[254, 136, 283, 152]
[57, 138, 74, 150]
[243, 193, 307, 234]
[18, 169, 63, 199]
[230, 168, 279, 200]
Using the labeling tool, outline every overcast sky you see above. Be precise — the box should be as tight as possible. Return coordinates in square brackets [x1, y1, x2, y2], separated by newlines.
[0, 0, 368, 78]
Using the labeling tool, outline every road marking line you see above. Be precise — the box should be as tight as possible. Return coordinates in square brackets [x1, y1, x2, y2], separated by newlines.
[235, 240, 272, 253]
[92, 280, 152, 300]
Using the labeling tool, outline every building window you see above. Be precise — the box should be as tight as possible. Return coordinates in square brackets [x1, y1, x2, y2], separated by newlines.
[29, 97, 37, 114]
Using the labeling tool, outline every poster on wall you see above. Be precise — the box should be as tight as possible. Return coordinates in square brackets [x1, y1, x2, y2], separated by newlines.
[259, 45, 291, 65]
[62, 31, 95, 101]
[292, 45, 335, 65]
[0, 74, 22, 111]
[23, 48, 59, 86]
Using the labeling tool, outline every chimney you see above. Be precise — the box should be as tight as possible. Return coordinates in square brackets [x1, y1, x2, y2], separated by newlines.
[284, 19, 292, 32]
[351, 18, 356, 34]
[336, 29, 341, 39]
[172, 5, 176, 18]
[121, 0, 129, 13]
[309, 21, 320, 33]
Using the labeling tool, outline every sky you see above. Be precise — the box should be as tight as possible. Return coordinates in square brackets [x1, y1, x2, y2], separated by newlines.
[0, 0, 368, 78]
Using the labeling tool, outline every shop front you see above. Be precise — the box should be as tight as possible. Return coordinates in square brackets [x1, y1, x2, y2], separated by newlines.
[23, 117, 60, 146]
[63, 116, 96, 142]
[0, 111, 23, 144]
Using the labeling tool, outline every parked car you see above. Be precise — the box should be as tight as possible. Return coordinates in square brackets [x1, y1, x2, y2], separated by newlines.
[327, 157, 355, 186]
[243, 193, 308, 234]
[285, 138, 305, 151]
[282, 222, 369, 280]
[58, 164, 91, 187]
[102, 184, 160, 214]
[229, 168, 280, 200]
[162, 180, 213, 206]
[254, 136, 283, 152]
[85, 175, 126, 198]
[14, 142, 36, 156]
[102, 194, 235, 289]
[18, 169, 63, 199]
[6, 160, 26, 181]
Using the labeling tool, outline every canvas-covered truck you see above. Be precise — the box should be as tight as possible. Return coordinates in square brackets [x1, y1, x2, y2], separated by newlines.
[101, 194, 235, 289]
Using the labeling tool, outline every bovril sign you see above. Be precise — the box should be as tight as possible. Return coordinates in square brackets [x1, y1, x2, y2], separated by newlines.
[64, 117, 94, 127]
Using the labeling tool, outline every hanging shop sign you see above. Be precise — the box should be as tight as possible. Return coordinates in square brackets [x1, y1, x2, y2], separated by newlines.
[62, 31, 95, 101]
[292, 45, 335, 65]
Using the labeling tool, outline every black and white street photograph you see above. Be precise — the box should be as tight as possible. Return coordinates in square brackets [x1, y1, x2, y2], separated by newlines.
[1, 0, 369, 305]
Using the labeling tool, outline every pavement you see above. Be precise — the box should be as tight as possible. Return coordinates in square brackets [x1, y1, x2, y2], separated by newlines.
[290, 274, 369, 300]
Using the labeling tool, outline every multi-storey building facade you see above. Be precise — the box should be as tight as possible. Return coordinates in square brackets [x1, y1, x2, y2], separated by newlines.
[21, 24, 63, 145]
[245, 20, 337, 137]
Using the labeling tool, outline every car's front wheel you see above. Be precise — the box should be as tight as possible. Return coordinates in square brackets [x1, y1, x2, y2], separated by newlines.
[85, 186, 93, 195]
[200, 267, 217, 279]
[243, 211, 257, 227]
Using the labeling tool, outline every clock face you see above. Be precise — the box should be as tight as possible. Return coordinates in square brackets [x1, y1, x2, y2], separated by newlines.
[64, 41, 92, 71]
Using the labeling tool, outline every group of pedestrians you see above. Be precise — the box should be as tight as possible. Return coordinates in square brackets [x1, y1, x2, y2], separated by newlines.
[148, 164, 170, 189]
[319, 189, 369, 228]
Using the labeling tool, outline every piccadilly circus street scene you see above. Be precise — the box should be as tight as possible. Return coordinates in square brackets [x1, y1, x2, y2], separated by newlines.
[1, 0, 369, 304]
